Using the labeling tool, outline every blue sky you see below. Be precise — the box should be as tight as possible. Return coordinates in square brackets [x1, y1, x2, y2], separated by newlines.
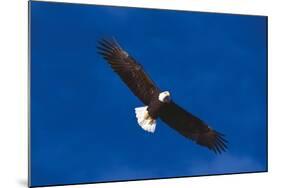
[30, 1, 267, 187]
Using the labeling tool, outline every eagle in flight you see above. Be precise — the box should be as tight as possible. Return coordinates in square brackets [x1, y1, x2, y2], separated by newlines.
[97, 38, 227, 154]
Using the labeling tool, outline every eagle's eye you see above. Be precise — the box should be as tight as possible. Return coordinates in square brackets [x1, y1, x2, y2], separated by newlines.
[163, 96, 171, 103]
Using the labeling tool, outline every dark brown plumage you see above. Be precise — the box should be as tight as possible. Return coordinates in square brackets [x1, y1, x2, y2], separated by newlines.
[97, 39, 160, 105]
[159, 101, 227, 154]
[97, 38, 227, 154]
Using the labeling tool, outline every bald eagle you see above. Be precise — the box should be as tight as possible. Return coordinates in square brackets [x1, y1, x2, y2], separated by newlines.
[97, 38, 227, 154]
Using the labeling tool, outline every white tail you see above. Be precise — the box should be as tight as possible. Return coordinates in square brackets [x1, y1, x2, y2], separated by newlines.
[134, 106, 156, 133]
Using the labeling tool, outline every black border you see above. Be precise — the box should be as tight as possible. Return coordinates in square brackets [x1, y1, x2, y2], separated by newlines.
[28, 1, 268, 187]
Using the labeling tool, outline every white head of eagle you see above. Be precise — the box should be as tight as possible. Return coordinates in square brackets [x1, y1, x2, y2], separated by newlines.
[159, 91, 171, 103]
[98, 38, 228, 154]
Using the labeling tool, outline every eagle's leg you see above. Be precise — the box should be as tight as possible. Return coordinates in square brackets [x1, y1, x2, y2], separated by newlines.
[134, 106, 156, 133]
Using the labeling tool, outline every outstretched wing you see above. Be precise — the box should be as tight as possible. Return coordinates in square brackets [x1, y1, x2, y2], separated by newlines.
[159, 101, 227, 154]
[97, 39, 160, 105]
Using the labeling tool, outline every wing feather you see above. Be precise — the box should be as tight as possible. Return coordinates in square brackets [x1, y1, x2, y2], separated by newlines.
[97, 39, 159, 105]
[159, 102, 227, 154]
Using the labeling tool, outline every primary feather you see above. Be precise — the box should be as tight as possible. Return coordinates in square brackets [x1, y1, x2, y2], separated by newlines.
[159, 102, 227, 154]
[97, 39, 160, 105]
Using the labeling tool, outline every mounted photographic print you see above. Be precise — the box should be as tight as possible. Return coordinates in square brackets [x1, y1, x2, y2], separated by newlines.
[29, 1, 268, 187]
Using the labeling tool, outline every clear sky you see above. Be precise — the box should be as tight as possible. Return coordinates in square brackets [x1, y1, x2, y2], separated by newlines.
[30, 1, 267, 187]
